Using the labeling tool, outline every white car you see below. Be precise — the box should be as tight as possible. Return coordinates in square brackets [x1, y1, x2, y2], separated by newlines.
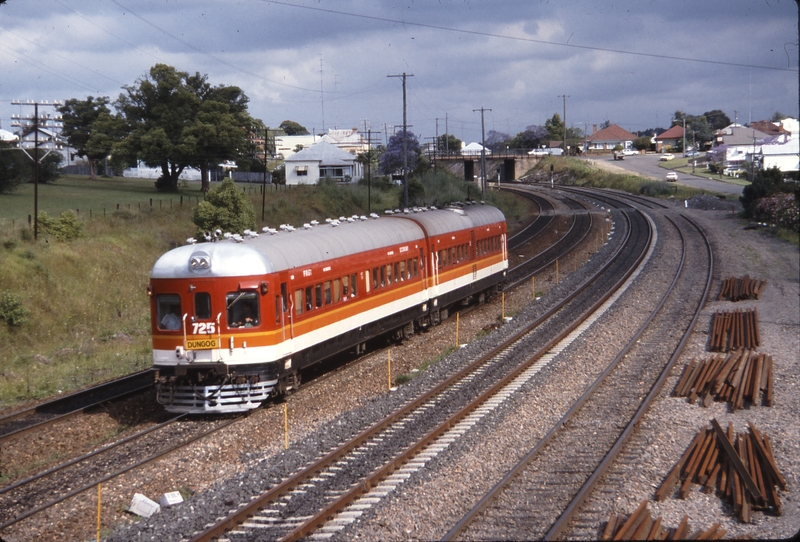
[528, 148, 551, 156]
[660, 153, 675, 161]
[621, 148, 638, 156]
[665, 172, 678, 181]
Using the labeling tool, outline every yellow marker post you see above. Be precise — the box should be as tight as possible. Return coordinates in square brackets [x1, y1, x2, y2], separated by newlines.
[455, 312, 459, 348]
[388, 350, 392, 390]
[284, 403, 288, 450]
[96, 483, 102, 542]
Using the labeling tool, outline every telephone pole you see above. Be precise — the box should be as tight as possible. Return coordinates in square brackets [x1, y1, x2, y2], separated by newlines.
[12, 100, 62, 240]
[388, 73, 413, 208]
[473, 107, 491, 196]
[559, 94, 570, 154]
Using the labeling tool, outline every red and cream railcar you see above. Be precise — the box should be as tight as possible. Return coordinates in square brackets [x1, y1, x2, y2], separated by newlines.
[149, 204, 507, 413]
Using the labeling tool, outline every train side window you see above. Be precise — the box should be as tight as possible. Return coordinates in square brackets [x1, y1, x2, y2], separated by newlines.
[399, 260, 405, 281]
[324, 281, 332, 304]
[227, 291, 260, 328]
[380, 266, 386, 287]
[305, 286, 313, 311]
[413, 258, 418, 276]
[365, 270, 370, 293]
[386, 264, 392, 285]
[351, 273, 358, 296]
[394, 262, 400, 281]
[315, 284, 323, 308]
[372, 267, 379, 290]
[342, 275, 349, 297]
[294, 289, 303, 315]
[157, 294, 182, 330]
[333, 278, 341, 302]
[194, 292, 211, 320]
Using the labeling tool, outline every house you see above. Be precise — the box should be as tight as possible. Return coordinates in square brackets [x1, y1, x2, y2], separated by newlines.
[284, 141, 362, 185]
[18, 126, 78, 166]
[711, 124, 771, 173]
[321, 128, 369, 155]
[274, 134, 322, 160]
[461, 142, 491, 156]
[753, 138, 799, 173]
[654, 125, 685, 152]
[585, 124, 636, 152]
[0, 128, 17, 143]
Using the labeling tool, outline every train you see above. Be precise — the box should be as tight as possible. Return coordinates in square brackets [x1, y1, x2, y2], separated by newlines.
[148, 203, 508, 414]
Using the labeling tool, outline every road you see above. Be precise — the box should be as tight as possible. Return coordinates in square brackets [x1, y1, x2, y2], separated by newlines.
[583, 153, 746, 196]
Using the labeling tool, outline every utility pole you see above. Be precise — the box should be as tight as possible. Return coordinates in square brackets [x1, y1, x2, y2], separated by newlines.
[388, 73, 413, 208]
[12, 100, 61, 240]
[558, 94, 570, 154]
[473, 107, 491, 197]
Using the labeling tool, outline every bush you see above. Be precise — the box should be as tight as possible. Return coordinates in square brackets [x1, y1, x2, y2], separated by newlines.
[192, 178, 256, 234]
[0, 291, 29, 327]
[37, 210, 85, 242]
[754, 193, 799, 232]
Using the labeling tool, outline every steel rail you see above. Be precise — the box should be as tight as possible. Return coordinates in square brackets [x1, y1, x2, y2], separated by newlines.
[0, 415, 242, 532]
[191, 204, 646, 542]
[544, 211, 714, 540]
[0, 369, 156, 443]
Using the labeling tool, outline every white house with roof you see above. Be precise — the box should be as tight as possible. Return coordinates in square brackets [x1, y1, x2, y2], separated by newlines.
[711, 124, 771, 173]
[461, 142, 490, 156]
[274, 134, 322, 160]
[284, 141, 362, 185]
[18, 126, 79, 166]
[0, 128, 18, 143]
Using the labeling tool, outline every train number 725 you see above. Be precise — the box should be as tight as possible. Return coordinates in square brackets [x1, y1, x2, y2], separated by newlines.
[192, 322, 216, 335]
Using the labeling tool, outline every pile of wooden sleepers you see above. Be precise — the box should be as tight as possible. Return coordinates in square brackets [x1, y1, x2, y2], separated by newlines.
[673, 349, 773, 410]
[656, 419, 786, 523]
[717, 276, 766, 302]
[602, 500, 724, 540]
[709, 309, 760, 352]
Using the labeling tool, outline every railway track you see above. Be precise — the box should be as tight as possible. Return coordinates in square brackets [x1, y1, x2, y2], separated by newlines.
[188, 200, 649, 541]
[443, 206, 713, 540]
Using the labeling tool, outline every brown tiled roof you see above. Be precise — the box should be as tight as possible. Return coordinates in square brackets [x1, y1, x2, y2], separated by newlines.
[655, 125, 685, 140]
[749, 121, 789, 137]
[588, 124, 637, 142]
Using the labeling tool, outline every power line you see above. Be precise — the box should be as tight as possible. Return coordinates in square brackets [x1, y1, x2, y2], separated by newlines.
[260, 1, 797, 73]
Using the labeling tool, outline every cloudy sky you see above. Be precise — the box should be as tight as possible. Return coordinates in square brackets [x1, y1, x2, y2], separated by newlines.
[1, 0, 797, 145]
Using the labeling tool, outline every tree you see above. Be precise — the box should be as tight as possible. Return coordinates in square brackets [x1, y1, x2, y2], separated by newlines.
[600, 120, 612, 130]
[0, 143, 27, 193]
[703, 109, 731, 130]
[770, 111, 786, 122]
[279, 120, 309, 136]
[24, 150, 62, 184]
[544, 113, 565, 144]
[510, 125, 548, 149]
[58, 96, 119, 179]
[192, 178, 256, 234]
[485, 130, 511, 152]
[740, 166, 791, 218]
[633, 136, 652, 151]
[379, 130, 420, 175]
[435, 133, 462, 155]
[115, 64, 253, 192]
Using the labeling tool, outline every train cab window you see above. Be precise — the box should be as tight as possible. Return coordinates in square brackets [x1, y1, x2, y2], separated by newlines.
[157, 294, 182, 330]
[351, 273, 358, 296]
[294, 289, 304, 316]
[324, 281, 332, 304]
[194, 292, 211, 320]
[227, 291, 260, 328]
[333, 278, 341, 302]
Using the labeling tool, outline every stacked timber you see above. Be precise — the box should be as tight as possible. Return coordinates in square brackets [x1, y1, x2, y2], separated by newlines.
[673, 349, 773, 410]
[710, 309, 760, 352]
[655, 420, 786, 523]
[602, 501, 725, 540]
[718, 276, 766, 301]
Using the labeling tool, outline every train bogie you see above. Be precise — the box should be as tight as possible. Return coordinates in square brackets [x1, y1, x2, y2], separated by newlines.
[149, 204, 507, 414]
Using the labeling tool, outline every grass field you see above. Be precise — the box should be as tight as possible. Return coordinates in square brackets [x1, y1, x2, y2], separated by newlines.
[0, 171, 523, 409]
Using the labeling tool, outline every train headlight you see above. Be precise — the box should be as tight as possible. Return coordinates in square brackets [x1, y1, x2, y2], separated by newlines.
[189, 251, 211, 273]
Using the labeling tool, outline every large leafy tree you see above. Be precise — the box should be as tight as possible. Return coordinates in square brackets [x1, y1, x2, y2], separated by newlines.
[57, 96, 120, 179]
[703, 109, 731, 130]
[510, 125, 548, 149]
[379, 130, 421, 175]
[485, 130, 511, 152]
[672, 111, 715, 148]
[115, 64, 253, 191]
[435, 133, 462, 155]
[279, 120, 309, 136]
[544, 113, 565, 144]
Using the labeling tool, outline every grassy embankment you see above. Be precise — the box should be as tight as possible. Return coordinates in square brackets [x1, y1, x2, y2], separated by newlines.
[0, 173, 524, 409]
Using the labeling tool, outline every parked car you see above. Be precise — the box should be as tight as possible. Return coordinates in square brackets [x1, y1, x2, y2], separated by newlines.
[528, 148, 550, 156]
[660, 153, 675, 161]
[665, 172, 678, 181]
[621, 148, 638, 156]
[684, 150, 700, 157]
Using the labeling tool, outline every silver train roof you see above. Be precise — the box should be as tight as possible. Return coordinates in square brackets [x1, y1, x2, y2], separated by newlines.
[151, 205, 505, 279]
